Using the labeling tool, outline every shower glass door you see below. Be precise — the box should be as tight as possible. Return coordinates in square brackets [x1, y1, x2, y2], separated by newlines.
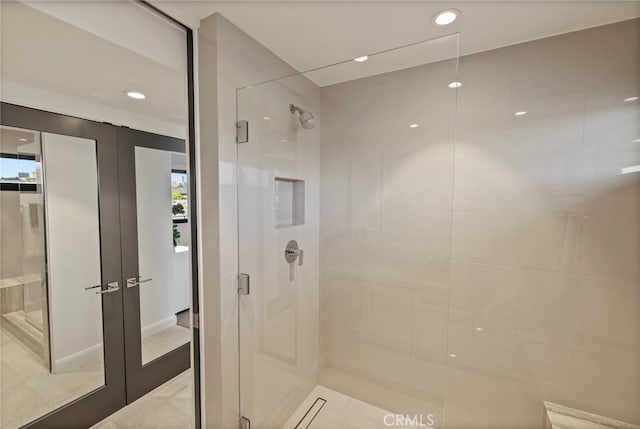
[237, 34, 459, 428]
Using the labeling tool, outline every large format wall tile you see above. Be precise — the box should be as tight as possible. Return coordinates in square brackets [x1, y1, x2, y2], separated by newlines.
[320, 18, 640, 427]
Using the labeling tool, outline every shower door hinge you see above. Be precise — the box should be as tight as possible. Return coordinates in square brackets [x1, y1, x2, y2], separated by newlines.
[192, 312, 199, 329]
[236, 120, 249, 143]
[238, 273, 250, 295]
[240, 416, 250, 429]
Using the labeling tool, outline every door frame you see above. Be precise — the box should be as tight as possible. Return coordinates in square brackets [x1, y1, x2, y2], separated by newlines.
[139, 3, 202, 425]
[1, 3, 200, 426]
[1, 102, 127, 429]
[116, 127, 191, 401]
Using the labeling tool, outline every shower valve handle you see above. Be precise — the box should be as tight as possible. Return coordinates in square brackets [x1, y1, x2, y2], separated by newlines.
[284, 240, 304, 266]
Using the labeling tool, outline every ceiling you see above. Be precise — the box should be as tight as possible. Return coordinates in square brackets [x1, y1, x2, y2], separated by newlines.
[1, 1, 637, 131]
[159, 0, 640, 85]
[1, 1, 188, 137]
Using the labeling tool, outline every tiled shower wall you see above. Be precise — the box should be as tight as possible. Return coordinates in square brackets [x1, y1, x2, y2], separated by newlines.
[199, 14, 321, 427]
[319, 18, 640, 428]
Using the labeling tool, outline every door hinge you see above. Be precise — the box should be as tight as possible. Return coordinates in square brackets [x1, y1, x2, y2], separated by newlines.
[238, 273, 250, 295]
[240, 416, 250, 429]
[236, 120, 249, 143]
[192, 312, 199, 329]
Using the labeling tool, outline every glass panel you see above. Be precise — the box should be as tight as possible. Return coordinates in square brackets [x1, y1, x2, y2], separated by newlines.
[0, 128, 105, 428]
[136, 147, 191, 365]
[171, 170, 188, 223]
[237, 34, 459, 427]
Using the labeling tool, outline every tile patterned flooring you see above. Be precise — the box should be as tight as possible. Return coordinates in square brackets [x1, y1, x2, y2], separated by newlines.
[2, 320, 384, 429]
[283, 385, 393, 429]
[1, 324, 192, 429]
[91, 370, 194, 429]
[0, 327, 104, 429]
[96, 383, 380, 429]
[142, 325, 190, 364]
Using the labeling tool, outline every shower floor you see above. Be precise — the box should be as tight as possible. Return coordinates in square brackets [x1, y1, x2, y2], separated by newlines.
[283, 385, 393, 429]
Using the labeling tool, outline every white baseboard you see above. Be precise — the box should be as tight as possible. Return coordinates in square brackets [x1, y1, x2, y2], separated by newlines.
[54, 343, 103, 374]
[52, 315, 177, 373]
[141, 315, 177, 339]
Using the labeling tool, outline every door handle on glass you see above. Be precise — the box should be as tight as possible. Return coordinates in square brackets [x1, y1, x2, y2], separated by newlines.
[126, 277, 152, 288]
[95, 281, 119, 295]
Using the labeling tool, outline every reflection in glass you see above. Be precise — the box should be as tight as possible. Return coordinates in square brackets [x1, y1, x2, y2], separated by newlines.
[171, 170, 188, 223]
[0, 127, 105, 428]
[135, 148, 191, 365]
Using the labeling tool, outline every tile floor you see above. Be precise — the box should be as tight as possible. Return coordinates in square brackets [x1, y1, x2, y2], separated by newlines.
[283, 385, 393, 429]
[3, 321, 380, 429]
[0, 327, 104, 429]
[91, 369, 194, 429]
[1, 323, 191, 429]
[142, 325, 191, 364]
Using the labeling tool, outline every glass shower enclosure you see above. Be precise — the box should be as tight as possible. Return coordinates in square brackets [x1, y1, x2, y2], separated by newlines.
[0, 126, 49, 367]
[237, 34, 459, 428]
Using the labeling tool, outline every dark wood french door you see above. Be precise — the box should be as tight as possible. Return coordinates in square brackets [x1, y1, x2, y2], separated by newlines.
[1, 103, 192, 428]
[117, 127, 191, 402]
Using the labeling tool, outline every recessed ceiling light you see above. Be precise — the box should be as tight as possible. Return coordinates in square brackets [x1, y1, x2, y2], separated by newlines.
[448, 353, 457, 358]
[448, 81, 462, 88]
[624, 96, 638, 102]
[354, 55, 369, 63]
[434, 9, 460, 26]
[263, 116, 271, 120]
[515, 111, 527, 116]
[18, 138, 28, 142]
[633, 138, 640, 143]
[280, 139, 287, 143]
[475, 327, 484, 332]
[409, 123, 419, 128]
[126, 91, 146, 100]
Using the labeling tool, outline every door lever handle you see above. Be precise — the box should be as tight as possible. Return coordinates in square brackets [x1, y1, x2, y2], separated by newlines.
[95, 281, 119, 294]
[126, 277, 152, 288]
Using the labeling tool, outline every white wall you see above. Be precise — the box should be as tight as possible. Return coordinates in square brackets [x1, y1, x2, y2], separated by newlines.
[43, 132, 103, 373]
[135, 147, 188, 333]
[0, 1, 187, 139]
[319, 19, 640, 427]
[198, 14, 320, 428]
[25, 0, 186, 73]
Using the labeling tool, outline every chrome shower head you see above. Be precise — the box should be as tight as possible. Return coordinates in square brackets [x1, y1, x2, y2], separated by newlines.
[290, 104, 316, 130]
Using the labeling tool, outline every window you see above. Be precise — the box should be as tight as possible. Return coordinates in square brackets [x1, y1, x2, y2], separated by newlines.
[171, 169, 188, 223]
[0, 153, 39, 191]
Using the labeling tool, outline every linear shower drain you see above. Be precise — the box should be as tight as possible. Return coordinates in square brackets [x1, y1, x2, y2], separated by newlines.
[294, 397, 327, 429]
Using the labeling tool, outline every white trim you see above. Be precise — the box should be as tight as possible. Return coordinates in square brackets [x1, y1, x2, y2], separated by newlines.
[54, 343, 103, 374]
[142, 315, 178, 339]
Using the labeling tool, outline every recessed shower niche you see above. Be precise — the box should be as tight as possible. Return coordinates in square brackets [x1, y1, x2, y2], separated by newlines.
[275, 177, 304, 228]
